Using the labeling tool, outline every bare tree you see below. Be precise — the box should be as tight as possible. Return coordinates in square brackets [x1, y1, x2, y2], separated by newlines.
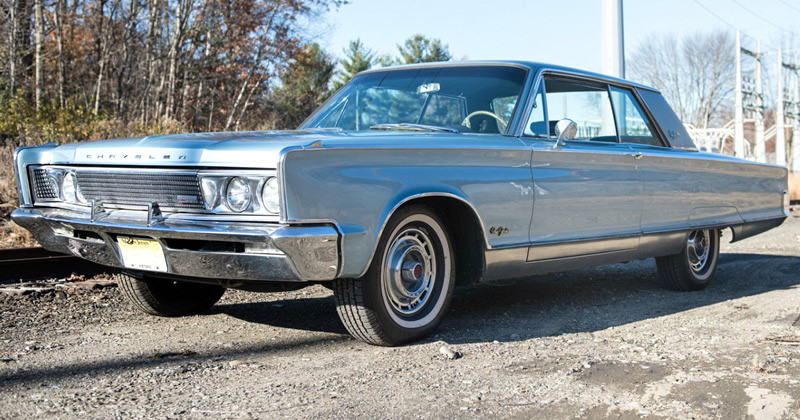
[1, 0, 345, 132]
[33, 0, 43, 110]
[4, 0, 19, 94]
[53, 0, 66, 107]
[164, 0, 192, 120]
[628, 30, 735, 128]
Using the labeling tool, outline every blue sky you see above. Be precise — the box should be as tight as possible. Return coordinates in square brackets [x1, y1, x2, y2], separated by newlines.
[316, 0, 800, 76]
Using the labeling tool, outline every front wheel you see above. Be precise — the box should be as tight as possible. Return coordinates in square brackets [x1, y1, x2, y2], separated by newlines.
[656, 229, 720, 291]
[333, 205, 455, 346]
[116, 272, 226, 317]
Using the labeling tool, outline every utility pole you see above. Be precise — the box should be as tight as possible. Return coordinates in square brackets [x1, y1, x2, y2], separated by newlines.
[754, 41, 765, 163]
[792, 54, 800, 173]
[734, 31, 745, 158]
[776, 48, 786, 167]
[601, 0, 625, 78]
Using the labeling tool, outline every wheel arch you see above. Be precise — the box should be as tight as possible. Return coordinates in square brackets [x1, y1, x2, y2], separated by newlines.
[364, 193, 487, 286]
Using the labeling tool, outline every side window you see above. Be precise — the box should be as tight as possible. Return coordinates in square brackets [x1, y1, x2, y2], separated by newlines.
[544, 79, 617, 142]
[523, 82, 547, 136]
[609, 87, 662, 146]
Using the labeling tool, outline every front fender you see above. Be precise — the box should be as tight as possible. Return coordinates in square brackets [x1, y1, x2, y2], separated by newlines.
[280, 144, 533, 278]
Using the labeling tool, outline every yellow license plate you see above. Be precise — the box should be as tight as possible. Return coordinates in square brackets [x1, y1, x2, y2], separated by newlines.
[116, 236, 168, 272]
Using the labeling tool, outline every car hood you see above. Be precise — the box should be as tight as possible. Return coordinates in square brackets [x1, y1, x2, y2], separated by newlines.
[44, 129, 517, 168]
[48, 130, 343, 168]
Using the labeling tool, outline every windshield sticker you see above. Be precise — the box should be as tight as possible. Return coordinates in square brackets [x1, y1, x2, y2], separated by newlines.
[417, 83, 441, 94]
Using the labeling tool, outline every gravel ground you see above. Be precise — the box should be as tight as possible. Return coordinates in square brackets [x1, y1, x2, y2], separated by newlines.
[1, 213, 799, 419]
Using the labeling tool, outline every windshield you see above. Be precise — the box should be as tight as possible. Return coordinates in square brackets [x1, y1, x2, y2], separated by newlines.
[301, 66, 528, 134]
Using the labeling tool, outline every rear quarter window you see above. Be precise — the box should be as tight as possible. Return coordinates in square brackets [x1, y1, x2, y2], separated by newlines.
[637, 89, 698, 151]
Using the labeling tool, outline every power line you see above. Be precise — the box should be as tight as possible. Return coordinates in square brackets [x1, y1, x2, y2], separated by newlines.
[775, 0, 800, 13]
[693, 0, 781, 50]
[731, 0, 790, 32]
[693, 0, 740, 31]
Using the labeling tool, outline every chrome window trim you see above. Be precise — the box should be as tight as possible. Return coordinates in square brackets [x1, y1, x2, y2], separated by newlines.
[519, 76, 549, 138]
[521, 73, 624, 145]
[503, 65, 535, 136]
[518, 68, 662, 140]
[605, 83, 623, 143]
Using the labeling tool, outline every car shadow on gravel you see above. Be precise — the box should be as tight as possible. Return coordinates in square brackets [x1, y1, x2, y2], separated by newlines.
[210, 296, 348, 335]
[204, 252, 800, 348]
[433, 252, 800, 345]
[0, 334, 352, 386]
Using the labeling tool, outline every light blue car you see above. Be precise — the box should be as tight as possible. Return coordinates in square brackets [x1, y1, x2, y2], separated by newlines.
[12, 61, 789, 345]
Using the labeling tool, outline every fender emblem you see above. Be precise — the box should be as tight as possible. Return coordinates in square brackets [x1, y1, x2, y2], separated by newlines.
[489, 227, 510, 236]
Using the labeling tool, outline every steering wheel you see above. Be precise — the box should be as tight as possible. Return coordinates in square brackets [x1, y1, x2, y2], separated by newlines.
[461, 111, 508, 132]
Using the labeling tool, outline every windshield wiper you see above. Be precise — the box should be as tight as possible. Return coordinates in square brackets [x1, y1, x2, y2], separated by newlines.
[369, 123, 459, 133]
[304, 127, 344, 132]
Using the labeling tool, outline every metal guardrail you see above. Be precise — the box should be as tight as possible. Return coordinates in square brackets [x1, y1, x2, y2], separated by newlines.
[0, 247, 106, 282]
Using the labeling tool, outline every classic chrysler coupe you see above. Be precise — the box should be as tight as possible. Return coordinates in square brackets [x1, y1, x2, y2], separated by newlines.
[12, 61, 790, 345]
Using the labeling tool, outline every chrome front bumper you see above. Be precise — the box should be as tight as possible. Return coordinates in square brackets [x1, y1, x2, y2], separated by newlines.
[11, 208, 339, 282]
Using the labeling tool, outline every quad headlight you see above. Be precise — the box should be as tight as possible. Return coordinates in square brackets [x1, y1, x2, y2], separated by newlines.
[61, 172, 85, 203]
[198, 173, 280, 215]
[225, 177, 252, 213]
[261, 177, 280, 214]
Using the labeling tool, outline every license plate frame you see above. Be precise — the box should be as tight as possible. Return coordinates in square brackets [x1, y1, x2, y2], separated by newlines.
[116, 236, 168, 272]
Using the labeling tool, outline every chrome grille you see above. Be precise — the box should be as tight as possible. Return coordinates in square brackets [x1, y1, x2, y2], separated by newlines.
[76, 170, 204, 209]
[31, 168, 58, 199]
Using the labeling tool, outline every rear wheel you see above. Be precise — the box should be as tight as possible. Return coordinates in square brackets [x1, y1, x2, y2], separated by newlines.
[656, 229, 720, 291]
[116, 272, 225, 317]
[333, 205, 455, 346]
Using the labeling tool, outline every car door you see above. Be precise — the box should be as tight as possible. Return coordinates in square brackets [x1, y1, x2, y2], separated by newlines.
[522, 76, 643, 261]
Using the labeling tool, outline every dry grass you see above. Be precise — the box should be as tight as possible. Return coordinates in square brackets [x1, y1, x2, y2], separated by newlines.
[790, 173, 800, 202]
[1, 136, 40, 248]
[0, 220, 36, 247]
[0, 118, 184, 249]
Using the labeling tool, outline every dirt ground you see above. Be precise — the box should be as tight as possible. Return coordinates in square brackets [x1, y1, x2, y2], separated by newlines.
[1, 212, 799, 419]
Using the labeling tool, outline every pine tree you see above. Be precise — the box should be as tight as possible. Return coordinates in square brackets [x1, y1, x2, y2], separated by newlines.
[333, 39, 376, 90]
[397, 34, 452, 64]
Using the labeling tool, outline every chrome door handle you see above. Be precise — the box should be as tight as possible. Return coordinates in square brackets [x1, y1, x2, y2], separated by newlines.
[625, 152, 643, 160]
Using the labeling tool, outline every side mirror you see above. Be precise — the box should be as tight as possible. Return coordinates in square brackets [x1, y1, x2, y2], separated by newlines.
[553, 119, 577, 148]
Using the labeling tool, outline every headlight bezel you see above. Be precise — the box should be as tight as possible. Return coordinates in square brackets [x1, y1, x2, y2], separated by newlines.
[29, 166, 87, 206]
[198, 171, 281, 216]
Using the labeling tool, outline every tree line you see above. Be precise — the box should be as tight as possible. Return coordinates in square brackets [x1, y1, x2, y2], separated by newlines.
[0, 0, 452, 139]
[1, 0, 738, 138]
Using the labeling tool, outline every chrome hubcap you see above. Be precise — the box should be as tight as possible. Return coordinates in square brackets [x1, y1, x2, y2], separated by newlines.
[383, 227, 436, 316]
[687, 229, 710, 273]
